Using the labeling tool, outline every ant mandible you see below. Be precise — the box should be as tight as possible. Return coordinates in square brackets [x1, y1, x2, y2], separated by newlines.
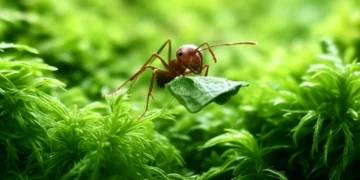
[109, 39, 257, 119]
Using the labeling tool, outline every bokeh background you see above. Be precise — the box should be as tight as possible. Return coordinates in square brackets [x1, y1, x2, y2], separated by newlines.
[1, 0, 360, 179]
[1, 0, 358, 103]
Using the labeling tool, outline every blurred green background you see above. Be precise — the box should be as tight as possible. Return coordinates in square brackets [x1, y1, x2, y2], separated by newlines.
[0, 0, 358, 106]
[0, 0, 351, 95]
[1, 0, 360, 179]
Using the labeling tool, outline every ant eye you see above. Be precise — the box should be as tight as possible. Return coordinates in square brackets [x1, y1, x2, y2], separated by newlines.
[177, 51, 183, 56]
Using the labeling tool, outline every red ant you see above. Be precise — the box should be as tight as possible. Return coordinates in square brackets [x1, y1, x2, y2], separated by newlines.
[109, 39, 256, 119]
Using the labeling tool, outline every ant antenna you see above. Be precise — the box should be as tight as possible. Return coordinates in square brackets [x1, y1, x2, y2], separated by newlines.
[199, 42, 257, 51]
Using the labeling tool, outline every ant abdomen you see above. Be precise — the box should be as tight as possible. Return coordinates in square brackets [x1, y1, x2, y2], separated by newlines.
[155, 73, 175, 88]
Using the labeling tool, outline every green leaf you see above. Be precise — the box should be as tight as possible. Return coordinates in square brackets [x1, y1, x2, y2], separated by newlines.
[0, 42, 39, 54]
[165, 76, 249, 113]
[292, 111, 318, 146]
[262, 168, 288, 180]
[342, 123, 353, 169]
[199, 129, 256, 150]
[29, 77, 66, 90]
[346, 108, 359, 121]
[312, 114, 324, 157]
[261, 145, 290, 156]
[324, 129, 334, 166]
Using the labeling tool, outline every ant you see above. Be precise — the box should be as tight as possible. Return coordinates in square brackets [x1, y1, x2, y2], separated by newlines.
[109, 39, 257, 119]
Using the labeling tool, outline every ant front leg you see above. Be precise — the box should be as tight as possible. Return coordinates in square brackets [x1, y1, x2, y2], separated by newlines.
[110, 53, 171, 95]
[202, 65, 210, 76]
[138, 68, 174, 119]
[195, 42, 217, 63]
[141, 39, 172, 69]
[183, 64, 210, 76]
[125, 39, 172, 90]
[109, 40, 173, 96]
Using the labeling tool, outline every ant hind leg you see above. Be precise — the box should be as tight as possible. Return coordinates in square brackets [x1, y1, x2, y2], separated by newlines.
[138, 68, 174, 119]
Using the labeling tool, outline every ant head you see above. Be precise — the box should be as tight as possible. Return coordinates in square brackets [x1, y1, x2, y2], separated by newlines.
[176, 44, 203, 74]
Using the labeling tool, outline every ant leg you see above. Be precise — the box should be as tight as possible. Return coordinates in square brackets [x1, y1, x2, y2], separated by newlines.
[127, 53, 171, 90]
[107, 39, 173, 96]
[156, 39, 172, 63]
[142, 39, 171, 67]
[138, 69, 174, 119]
[195, 42, 217, 63]
[141, 39, 172, 68]
[126, 54, 172, 90]
[183, 64, 210, 76]
[110, 54, 171, 95]
[202, 65, 210, 76]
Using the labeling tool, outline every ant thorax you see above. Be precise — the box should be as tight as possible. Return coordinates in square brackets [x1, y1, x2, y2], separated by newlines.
[168, 59, 187, 75]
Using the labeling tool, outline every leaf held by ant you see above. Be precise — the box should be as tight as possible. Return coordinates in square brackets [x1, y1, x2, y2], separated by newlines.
[165, 76, 249, 113]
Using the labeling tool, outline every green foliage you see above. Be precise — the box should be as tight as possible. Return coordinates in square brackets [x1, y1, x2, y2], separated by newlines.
[166, 76, 248, 113]
[235, 39, 360, 180]
[289, 39, 360, 179]
[1, 0, 360, 179]
[199, 129, 288, 180]
[0, 45, 184, 179]
[0, 43, 65, 178]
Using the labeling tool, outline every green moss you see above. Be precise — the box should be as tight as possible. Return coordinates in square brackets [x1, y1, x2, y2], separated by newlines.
[0, 44, 183, 179]
[1, 0, 360, 179]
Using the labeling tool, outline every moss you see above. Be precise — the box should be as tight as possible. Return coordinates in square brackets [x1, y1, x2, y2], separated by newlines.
[1, 0, 360, 179]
